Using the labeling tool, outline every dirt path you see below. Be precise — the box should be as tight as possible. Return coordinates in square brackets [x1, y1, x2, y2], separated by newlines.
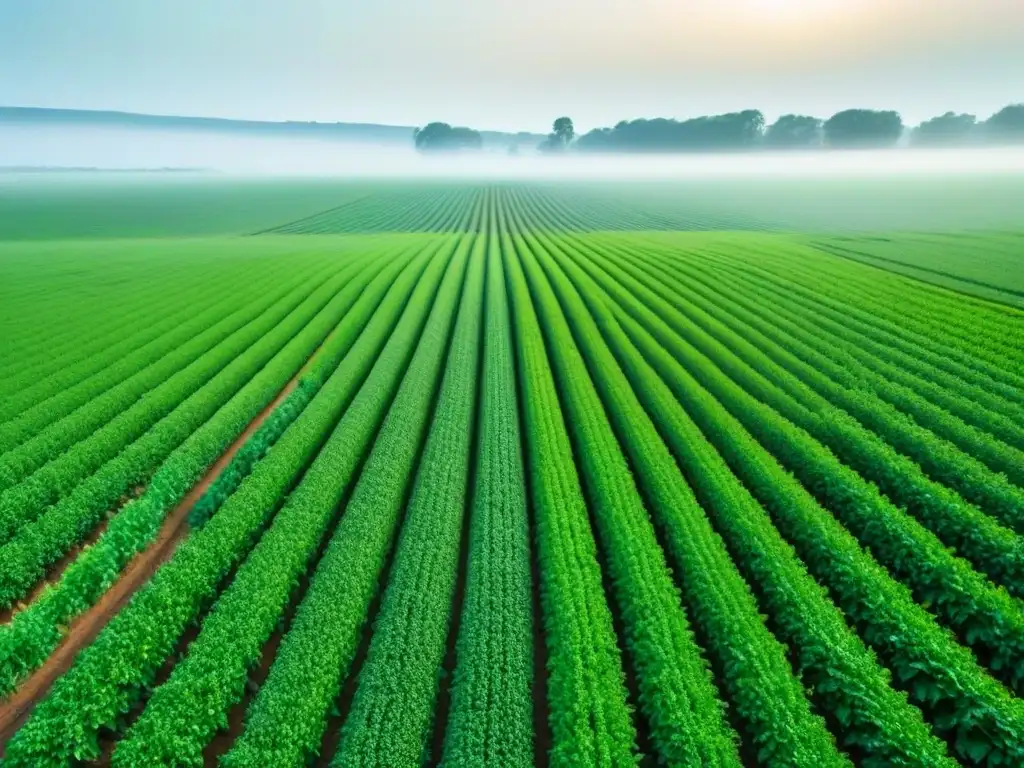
[0, 519, 113, 627]
[0, 377, 301, 749]
[0, 485, 147, 627]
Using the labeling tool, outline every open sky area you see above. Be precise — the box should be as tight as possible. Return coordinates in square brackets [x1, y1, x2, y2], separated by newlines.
[1, 0, 1022, 131]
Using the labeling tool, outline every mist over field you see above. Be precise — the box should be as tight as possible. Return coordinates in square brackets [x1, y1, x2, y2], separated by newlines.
[0, 124, 415, 174]
[3, 120, 1023, 238]
[4, 123, 1024, 180]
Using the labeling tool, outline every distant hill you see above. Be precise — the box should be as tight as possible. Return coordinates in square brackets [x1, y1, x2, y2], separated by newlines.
[0, 165, 209, 173]
[0, 106, 544, 149]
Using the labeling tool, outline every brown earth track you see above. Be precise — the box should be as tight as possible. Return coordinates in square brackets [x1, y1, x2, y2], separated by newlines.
[209, 431, 377, 768]
[0, 521, 112, 628]
[0, 377, 301, 750]
[0, 486, 144, 627]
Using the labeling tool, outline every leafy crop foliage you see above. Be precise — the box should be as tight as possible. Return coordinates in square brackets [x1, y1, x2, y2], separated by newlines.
[2, 182, 1022, 767]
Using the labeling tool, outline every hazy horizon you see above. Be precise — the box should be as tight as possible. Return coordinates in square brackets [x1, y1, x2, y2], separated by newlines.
[4, 123, 1024, 178]
[1, 0, 1022, 134]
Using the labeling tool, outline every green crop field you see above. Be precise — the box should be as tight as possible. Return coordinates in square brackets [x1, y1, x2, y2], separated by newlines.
[1, 176, 1023, 768]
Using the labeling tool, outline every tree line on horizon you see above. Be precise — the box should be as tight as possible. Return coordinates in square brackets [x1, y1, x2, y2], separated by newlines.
[413, 103, 1024, 153]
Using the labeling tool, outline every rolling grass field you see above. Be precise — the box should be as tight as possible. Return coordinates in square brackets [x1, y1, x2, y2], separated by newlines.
[0, 178, 1022, 767]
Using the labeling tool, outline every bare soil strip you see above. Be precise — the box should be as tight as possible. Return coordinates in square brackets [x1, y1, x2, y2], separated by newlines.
[0, 486, 146, 627]
[0, 376, 302, 748]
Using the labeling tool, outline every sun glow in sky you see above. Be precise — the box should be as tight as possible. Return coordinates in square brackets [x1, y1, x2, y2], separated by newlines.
[0, 0, 1021, 131]
[731, 0, 868, 34]
[742, 0, 837, 14]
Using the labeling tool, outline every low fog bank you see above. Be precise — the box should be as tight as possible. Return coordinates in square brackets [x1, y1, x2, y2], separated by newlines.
[0, 124, 415, 173]
[3, 124, 1024, 179]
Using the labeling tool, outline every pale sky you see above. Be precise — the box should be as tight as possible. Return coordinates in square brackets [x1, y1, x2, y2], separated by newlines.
[1, 0, 1021, 132]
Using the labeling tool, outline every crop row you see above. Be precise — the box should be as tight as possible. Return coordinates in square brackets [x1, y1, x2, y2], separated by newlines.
[4, 189, 1021, 767]
[531, 228, 955, 766]
[108, 238, 464, 767]
[587, 238, 1024, 597]
[1, 238, 451, 766]
[698, 236, 1024, 402]
[0, 258, 354, 610]
[219, 236, 472, 766]
[600, 238, 1024, 656]
[600, 233, 1022, 503]
[571, 239, 1024, 657]
[185, 240, 421, 529]
[515, 223, 852, 764]
[260, 183, 776, 238]
[665, 243, 1024, 453]
[223, 228, 487, 768]
[591, 240, 1024, 528]
[328, 233, 484, 767]
[0, 253, 246, 398]
[502, 184, 771, 233]
[0, 258, 337, 541]
[439, 228, 534, 767]
[0, 259, 293, 456]
[695, 241, 1024, 424]
[645, 242, 1024, 479]
[0, 242, 420, 697]
[777, 238, 1023, 372]
[266, 186, 488, 235]
[554, 236, 1024, 765]
[0, 259, 320, 496]
[661, 235, 1024, 420]
[1, 242, 329, 402]
[667, 232, 1021, 375]
[498, 215, 638, 766]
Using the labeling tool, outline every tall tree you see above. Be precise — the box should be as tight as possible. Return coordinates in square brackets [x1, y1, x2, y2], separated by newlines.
[574, 110, 765, 152]
[823, 109, 904, 148]
[985, 104, 1024, 142]
[413, 122, 483, 152]
[553, 117, 575, 145]
[911, 112, 977, 146]
[764, 115, 823, 149]
[539, 117, 576, 152]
